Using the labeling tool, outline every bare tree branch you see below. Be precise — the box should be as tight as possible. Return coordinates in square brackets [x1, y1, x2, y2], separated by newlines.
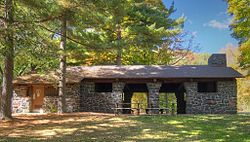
[171, 50, 190, 65]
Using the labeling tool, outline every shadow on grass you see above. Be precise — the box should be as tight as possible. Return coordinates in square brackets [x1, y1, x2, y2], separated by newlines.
[0, 113, 249, 142]
[129, 114, 250, 142]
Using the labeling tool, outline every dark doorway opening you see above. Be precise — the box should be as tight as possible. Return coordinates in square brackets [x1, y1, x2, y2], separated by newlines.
[160, 83, 186, 114]
[123, 83, 148, 114]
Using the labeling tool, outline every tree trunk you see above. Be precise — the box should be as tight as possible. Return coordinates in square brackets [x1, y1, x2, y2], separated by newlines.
[0, 0, 14, 120]
[58, 14, 67, 113]
[116, 24, 122, 66]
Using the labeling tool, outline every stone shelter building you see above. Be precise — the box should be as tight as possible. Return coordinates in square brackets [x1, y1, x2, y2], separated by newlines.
[12, 54, 243, 114]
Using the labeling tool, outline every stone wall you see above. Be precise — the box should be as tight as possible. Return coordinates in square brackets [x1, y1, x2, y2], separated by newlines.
[43, 83, 81, 113]
[12, 91, 31, 113]
[184, 81, 237, 114]
[80, 82, 124, 113]
[13, 83, 81, 114]
[65, 83, 81, 112]
[43, 96, 58, 113]
[12, 80, 238, 114]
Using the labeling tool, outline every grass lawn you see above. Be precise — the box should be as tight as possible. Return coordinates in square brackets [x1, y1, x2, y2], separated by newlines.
[0, 113, 249, 142]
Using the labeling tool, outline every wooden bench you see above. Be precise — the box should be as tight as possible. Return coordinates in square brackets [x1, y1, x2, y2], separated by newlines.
[112, 107, 140, 115]
[112, 103, 141, 115]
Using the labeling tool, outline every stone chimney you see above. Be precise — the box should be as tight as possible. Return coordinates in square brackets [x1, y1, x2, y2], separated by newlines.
[208, 54, 227, 67]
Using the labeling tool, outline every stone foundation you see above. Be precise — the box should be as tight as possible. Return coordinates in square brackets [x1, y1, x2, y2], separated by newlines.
[185, 81, 237, 114]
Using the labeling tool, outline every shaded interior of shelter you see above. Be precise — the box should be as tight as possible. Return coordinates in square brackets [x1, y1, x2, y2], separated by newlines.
[160, 83, 186, 114]
[123, 84, 148, 114]
[122, 83, 186, 114]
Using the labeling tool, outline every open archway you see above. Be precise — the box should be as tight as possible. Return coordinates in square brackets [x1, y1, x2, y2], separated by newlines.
[160, 83, 186, 114]
[123, 83, 148, 114]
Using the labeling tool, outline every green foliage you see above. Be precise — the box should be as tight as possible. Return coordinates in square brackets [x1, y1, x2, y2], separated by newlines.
[239, 40, 250, 70]
[159, 93, 177, 110]
[227, 0, 250, 70]
[0, 0, 60, 79]
[131, 92, 177, 113]
[227, 0, 250, 43]
[237, 77, 250, 112]
[47, 102, 58, 113]
[131, 93, 148, 111]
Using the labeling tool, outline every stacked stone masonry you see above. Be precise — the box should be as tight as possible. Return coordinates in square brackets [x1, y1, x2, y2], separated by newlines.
[65, 84, 81, 113]
[147, 82, 162, 114]
[43, 84, 81, 113]
[43, 96, 58, 113]
[208, 54, 227, 67]
[79, 82, 124, 113]
[184, 81, 237, 114]
[12, 84, 81, 113]
[12, 89, 30, 113]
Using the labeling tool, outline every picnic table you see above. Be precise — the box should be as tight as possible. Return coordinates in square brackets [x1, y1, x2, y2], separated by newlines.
[146, 102, 175, 115]
[145, 108, 170, 114]
[112, 102, 175, 115]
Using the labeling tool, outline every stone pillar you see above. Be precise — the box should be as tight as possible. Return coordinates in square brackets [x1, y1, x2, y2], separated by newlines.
[112, 82, 125, 108]
[79, 82, 95, 112]
[184, 82, 197, 114]
[147, 82, 162, 114]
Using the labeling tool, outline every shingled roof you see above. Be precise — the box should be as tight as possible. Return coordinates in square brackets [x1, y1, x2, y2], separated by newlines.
[13, 65, 243, 85]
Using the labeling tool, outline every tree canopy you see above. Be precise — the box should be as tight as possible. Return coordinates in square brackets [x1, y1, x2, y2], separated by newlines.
[227, 0, 250, 71]
[79, 0, 192, 65]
